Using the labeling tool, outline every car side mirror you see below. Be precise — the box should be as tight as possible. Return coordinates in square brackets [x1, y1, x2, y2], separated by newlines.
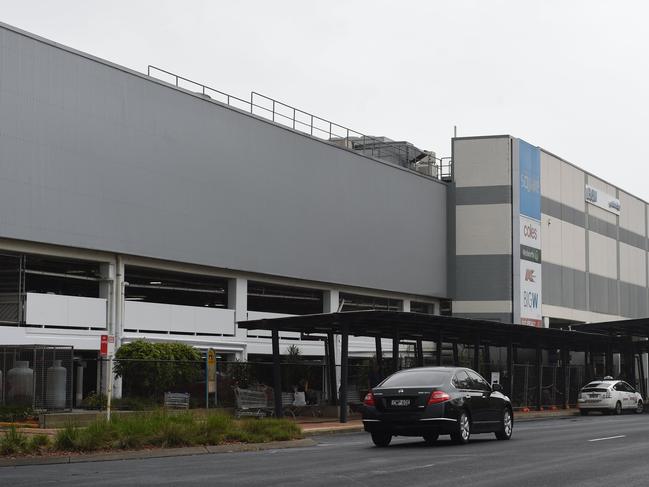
[492, 383, 503, 393]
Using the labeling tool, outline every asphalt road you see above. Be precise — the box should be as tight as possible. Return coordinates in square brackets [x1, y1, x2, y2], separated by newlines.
[4, 414, 649, 486]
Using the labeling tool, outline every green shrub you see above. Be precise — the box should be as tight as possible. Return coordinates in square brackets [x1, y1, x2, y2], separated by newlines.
[54, 423, 81, 451]
[28, 434, 50, 451]
[0, 426, 29, 455]
[114, 341, 202, 401]
[80, 392, 107, 410]
[0, 406, 36, 422]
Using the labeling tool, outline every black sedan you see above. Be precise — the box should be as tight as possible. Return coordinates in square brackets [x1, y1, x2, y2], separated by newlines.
[361, 366, 513, 446]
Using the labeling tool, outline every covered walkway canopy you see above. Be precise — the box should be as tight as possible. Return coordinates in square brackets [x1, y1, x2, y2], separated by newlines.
[240, 311, 638, 422]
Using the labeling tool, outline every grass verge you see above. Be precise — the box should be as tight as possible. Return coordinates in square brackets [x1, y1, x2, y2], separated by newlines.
[9, 410, 301, 455]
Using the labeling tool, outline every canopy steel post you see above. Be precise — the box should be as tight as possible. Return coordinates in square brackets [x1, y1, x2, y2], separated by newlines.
[585, 344, 591, 381]
[326, 332, 338, 405]
[416, 339, 424, 367]
[436, 331, 443, 366]
[473, 335, 480, 372]
[536, 346, 543, 411]
[562, 347, 570, 410]
[340, 323, 349, 423]
[392, 328, 400, 373]
[452, 342, 459, 367]
[606, 343, 614, 377]
[507, 340, 514, 398]
[271, 328, 283, 418]
[375, 336, 383, 364]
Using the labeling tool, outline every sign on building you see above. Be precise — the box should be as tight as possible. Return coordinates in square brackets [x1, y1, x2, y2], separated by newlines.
[100, 334, 115, 357]
[519, 140, 543, 327]
[585, 184, 620, 215]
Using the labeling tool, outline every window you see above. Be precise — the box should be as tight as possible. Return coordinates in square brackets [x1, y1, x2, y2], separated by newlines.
[467, 370, 491, 392]
[380, 369, 450, 387]
[339, 293, 401, 312]
[125, 266, 228, 308]
[247, 282, 323, 315]
[452, 370, 472, 390]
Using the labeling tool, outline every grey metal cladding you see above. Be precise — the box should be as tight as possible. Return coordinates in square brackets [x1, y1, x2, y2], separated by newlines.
[452, 312, 512, 323]
[619, 227, 647, 250]
[542, 196, 647, 250]
[619, 281, 648, 318]
[588, 215, 617, 241]
[588, 274, 619, 316]
[0, 25, 447, 297]
[542, 262, 587, 311]
[541, 197, 586, 228]
[455, 254, 511, 301]
[455, 186, 511, 206]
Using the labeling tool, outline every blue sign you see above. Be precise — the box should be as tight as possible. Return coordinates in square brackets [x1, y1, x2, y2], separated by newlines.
[519, 140, 541, 220]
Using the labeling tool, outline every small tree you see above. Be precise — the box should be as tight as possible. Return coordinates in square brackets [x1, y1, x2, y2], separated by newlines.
[114, 340, 202, 400]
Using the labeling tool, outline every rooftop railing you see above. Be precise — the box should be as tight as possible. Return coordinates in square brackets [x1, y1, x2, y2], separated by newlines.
[147, 66, 452, 181]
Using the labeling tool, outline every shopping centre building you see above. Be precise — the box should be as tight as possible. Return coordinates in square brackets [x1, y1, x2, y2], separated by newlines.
[2, 22, 649, 399]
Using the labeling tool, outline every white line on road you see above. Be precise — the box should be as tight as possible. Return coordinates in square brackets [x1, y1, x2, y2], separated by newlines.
[588, 435, 626, 442]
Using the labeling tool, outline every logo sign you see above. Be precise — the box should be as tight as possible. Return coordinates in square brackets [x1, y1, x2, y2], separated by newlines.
[518, 140, 543, 327]
[519, 217, 541, 249]
[585, 184, 620, 215]
[519, 141, 541, 221]
[520, 262, 542, 327]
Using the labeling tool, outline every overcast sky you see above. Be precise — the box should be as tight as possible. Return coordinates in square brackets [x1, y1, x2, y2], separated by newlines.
[3, 1, 648, 199]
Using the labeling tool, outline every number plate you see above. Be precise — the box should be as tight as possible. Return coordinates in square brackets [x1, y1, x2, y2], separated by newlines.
[390, 399, 411, 407]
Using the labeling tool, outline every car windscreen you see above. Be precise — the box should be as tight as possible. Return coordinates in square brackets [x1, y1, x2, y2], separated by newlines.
[379, 370, 450, 387]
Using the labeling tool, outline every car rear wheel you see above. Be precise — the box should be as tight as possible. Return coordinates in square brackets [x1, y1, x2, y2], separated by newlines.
[423, 432, 439, 445]
[495, 408, 513, 440]
[580, 409, 588, 416]
[451, 411, 471, 444]
[636, 400, 644, 414]
[614, 401, 622, 415]
[371, 430, 392, 447]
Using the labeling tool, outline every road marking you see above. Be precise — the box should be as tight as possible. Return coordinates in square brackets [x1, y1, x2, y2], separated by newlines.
[588, 435, 626, 442]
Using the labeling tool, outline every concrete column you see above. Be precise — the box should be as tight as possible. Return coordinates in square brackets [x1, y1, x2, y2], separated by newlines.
[228, 278, 248, 341]
[323, 290, 341, 393]
[100, 260, 121, 399]
[402, 300, 411, 312]
[75, 363, 84, 406]
[272, 328, 282, 417]
[340, 323, 349, 423]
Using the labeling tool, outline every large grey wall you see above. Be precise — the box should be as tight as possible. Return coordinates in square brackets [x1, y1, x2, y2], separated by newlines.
[0, 23, 447, 297]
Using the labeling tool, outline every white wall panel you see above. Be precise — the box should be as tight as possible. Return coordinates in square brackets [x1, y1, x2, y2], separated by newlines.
[243, 311, 299, 339]
[124, 301, 235, 335]
[620, 242, 646, 287]
[26, 293, 107, 328]
[456, 204, 511, 255]
[453, 137, 511, 187]
[588, 231, 617, 279]
[619, 191, 645, 234]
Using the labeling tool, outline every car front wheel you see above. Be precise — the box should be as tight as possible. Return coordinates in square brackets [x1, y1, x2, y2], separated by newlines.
[371, 430, 392, 447]
[495, 408, 513, 440]
[451, 411, 471, 444]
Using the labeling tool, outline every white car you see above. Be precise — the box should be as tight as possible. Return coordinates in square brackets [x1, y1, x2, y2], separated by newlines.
[578, 379, 644, 415]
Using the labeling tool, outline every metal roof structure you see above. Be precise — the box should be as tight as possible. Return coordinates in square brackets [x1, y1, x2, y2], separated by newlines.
[239, 310, 624, 351]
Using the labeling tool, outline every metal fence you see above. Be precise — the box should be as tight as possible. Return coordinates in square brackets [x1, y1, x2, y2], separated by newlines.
[0, 345, 73, 411]
[86, 357, 593, 414]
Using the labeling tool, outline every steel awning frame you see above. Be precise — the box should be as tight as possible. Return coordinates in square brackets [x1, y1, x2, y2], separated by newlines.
[238, 310, 626, 353]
